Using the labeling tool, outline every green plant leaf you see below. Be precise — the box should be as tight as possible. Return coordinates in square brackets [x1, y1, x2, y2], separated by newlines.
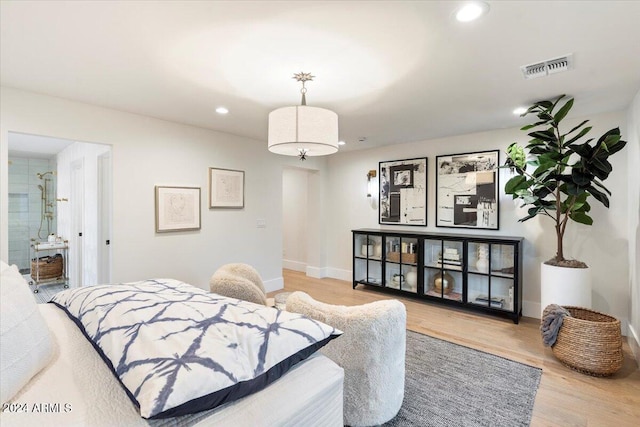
[568, 142, 592, 158]
[505, 175, 527, 194]
[571, 168, 592, 186]
[570, 211, 593, 225]
[563, 126, 592, 146]
[563, 119, 589, 137]
[553, 97, 574, 124]
[528, 129, 557, 142]
[587, 185, 610, 207]
[590, 179, 611, 195]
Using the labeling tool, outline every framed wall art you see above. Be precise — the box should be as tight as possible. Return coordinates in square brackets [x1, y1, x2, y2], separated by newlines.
[155, 186, 201, 232]
[209, 167, 244, 208]
[435, 150, 499, 230]
[379, 157, 427, 226]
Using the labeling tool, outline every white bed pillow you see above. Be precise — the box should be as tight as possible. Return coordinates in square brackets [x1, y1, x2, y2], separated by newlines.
[0, 261, 54, 404]
[51, 279, 342, 419]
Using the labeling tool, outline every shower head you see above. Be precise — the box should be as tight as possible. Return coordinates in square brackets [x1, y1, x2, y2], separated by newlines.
[36, 171, 55, 179]
[38, 184, 44, 191]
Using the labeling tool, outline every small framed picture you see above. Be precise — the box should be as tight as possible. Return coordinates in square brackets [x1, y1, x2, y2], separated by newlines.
[209, 167, 245, 208]
[155, 186, 201, 232]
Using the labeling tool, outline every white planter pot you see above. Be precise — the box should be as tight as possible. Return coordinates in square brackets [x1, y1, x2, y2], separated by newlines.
[540, 263, 591, 316]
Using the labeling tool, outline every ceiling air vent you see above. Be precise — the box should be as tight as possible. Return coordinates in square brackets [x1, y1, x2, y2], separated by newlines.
[521, 54, 573, 79]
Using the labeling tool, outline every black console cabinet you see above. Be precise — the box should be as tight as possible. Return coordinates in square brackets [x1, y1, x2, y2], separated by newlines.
[352, 228, 523, 323]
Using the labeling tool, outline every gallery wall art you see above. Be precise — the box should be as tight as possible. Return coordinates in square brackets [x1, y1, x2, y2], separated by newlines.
[155, 186, 201, 232]
[379, 157, 427, 226]
[435, 150, 499, 229]
[209, 167, 245, 208]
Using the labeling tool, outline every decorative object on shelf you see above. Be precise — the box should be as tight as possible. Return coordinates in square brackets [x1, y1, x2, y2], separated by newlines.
[379, 157, 427, 226]
[437, 247, 462, 269]
[366, 169, 377, 197]
[406, 268, 418, 288]
[503, 95, 627, 315]
[31, 254, 63, 281]
[392, 274, 404, 285]
[436, 150, 499, 229]
[473, 294, 504, 308]
[155, 186, 201, 232]
[432, 271, 454, 294]
[387, 251, 417, 264]
[475, 244, 489, 273]
[268, 72, 339, 161]
[361, 239, 374, 257]
[374, 242, 383, 258]
[209, 167, 244, 208]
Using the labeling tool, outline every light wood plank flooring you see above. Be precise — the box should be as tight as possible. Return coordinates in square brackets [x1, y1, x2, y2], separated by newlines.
[272, 270, 640, 427]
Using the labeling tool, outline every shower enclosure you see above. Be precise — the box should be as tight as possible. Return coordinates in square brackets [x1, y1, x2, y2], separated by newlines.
[7, 158, 59, 274]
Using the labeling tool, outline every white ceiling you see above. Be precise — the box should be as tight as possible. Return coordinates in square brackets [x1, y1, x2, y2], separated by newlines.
[2, 1, 640, 152]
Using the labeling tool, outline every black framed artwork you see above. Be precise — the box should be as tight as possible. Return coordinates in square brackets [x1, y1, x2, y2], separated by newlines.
[435, 150, 499, 230]
[379, 157, 427, 226]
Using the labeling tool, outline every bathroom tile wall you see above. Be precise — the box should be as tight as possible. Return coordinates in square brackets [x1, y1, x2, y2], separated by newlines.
[8, 156, 57, 272]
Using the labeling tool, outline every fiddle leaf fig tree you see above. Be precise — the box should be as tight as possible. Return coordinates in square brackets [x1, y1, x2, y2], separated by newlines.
[504, 95, 627, 268]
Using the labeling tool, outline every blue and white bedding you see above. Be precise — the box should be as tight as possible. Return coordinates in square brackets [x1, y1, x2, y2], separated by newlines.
[49, 279, 341, 419]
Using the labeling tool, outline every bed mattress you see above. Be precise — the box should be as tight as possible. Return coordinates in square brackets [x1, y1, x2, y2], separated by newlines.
[1, 304, 344, 427]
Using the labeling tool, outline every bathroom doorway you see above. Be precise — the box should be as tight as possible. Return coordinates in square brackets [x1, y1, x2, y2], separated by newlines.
[7, 132, 112, 288]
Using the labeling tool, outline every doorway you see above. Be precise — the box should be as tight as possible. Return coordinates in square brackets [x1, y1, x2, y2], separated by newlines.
[282, 167, 324, 277]
[7, 132, 113, 288]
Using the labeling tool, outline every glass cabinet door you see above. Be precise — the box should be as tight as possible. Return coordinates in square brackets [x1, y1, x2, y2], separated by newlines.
[354, 232, 383, 286]
[384, 235, 418, 294]
[466, 242, 516, 312]
[423, 239, 463, 301]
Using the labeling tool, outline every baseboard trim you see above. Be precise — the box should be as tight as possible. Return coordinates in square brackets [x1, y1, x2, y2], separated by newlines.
[263, 276, 284, 293]
[628, 324, 640, 367]
[306, 266, 328, 278]
[523, 300, 541, 319]
[282, 259, 306, 273]
[326, 267, 351, 282]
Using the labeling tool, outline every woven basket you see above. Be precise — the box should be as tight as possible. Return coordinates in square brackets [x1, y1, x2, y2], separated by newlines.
[551, 306, 623, 376]
[31, 255, 64, 280]
[386, 252, 417, 264]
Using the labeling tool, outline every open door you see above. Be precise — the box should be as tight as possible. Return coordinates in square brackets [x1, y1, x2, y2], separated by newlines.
[97, 152, 112, 284]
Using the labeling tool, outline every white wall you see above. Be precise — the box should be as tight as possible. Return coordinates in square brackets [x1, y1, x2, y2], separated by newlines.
[1, 86, 634, 333]
[282, 167, 309, 272]
[0, 87, 329, 292]
[627, 89, 640, 361]
[325, 111, 631, 329]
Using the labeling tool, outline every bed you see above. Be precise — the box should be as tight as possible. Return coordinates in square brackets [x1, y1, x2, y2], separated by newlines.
[0, 263, 344, 426]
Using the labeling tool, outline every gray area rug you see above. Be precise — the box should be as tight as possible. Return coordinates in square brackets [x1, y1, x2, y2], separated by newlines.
[384, 330, 542, 427]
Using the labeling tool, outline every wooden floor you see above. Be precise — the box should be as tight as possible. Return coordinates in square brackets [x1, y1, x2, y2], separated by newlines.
[273, 270, 640, 427]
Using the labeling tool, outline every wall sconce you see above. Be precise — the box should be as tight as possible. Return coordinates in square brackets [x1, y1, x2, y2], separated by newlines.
[366, 170, 377, 197]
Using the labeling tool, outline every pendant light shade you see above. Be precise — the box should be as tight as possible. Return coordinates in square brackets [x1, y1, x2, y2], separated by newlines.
[268, 105, 339, 156]
[268, 72, 339, 160]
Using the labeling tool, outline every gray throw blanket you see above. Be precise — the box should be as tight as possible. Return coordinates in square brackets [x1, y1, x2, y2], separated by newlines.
[540, 304, 571, 347]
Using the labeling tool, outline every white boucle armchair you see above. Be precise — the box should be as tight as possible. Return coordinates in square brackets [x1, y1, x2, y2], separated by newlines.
[209, 263, 267, 305]
[286, 291, 406, 427]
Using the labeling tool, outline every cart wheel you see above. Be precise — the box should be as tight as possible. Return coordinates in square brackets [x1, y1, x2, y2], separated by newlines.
[64, 284, 69, 289]
[29, 281, 34, 285]
[33, 289, 39, 294]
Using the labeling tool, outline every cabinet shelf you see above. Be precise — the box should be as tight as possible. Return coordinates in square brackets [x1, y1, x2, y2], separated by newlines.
[353, 229, 523, 323]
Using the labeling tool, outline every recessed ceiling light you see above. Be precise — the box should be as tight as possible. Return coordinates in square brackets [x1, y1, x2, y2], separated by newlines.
[455, 2, 490, 22]
[215, 107, 229, 115]
[338, 140, 346, 146]
[513, 107, 527, 115]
